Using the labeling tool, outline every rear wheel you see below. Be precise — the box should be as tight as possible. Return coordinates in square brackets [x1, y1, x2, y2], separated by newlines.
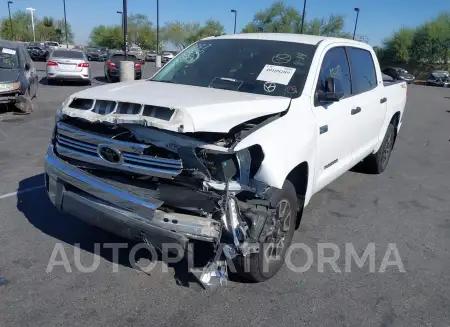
[235, 180, 298, 282]
[362, 123, 395, 174]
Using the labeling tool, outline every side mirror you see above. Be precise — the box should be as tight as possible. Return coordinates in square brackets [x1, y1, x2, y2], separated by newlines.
[24, 62, 31, 70]
[316, 77, 344, 102]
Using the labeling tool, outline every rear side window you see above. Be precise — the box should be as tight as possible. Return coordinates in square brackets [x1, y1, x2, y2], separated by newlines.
[52, 50, 84, 59]
[316, 47, 352, 99]
[347, 47, 377, 94]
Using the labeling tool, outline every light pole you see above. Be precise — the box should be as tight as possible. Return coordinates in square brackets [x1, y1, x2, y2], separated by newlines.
[7, 1, 14, 40]
[122, 0, 127, 59]
[300, 0, 307, 34]
[26, 7, 36, 42]
[63, 0, 68, 48]
[353, 8, 360, 40]
[156, 0, 161, 68]
[117, 11, 123, 30]
[230, 9, 237, 34]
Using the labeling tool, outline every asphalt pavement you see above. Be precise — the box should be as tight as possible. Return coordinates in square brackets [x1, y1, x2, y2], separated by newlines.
[0, 62, 449, 327]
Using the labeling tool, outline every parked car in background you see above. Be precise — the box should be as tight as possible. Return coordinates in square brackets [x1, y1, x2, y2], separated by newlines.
[162, 51, 174, 63]
[104, 52, 142, 82]
[382, 67, 415, 84]
[145, 50, 157, 62]
[426, 71, 450, 87]
[129, 46, 145, 65]
[27, 45, 50, 61]
[46, 49, 91, 85]
[45, 34, 407, 285]
[99, 47, 108, 61]
[85, 47, 102, 61]
[0, 40, 38, 113]
[44, 41, 60, 50]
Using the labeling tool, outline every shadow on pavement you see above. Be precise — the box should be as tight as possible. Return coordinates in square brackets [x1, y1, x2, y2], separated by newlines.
[38, 77, 90, 87]
[16, 173, 209, 289]
[93, 76, 107, 83]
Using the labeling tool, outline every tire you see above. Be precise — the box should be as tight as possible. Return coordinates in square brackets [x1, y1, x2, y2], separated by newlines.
[234, 180, 298, 282]
[362, 123, 396, 174]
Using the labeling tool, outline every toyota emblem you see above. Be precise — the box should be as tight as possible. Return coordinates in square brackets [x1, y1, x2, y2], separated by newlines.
[98, 144, 122, 164]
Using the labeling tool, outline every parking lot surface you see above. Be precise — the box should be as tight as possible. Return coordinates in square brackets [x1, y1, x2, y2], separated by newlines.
[0, 61, 449, 327]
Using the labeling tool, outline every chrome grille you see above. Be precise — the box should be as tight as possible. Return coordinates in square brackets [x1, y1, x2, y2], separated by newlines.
[55, 122, 183, 179]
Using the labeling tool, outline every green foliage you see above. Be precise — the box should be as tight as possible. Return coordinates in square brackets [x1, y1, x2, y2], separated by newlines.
[378, 12, 450, 73]
[89, 14, 157, 50]
[0, 10, 74, 43]
[162, 19, 224, 50]
[241, 1, 350, 37]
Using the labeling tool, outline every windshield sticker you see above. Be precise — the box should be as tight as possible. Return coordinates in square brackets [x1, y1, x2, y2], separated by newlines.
[1, 48, 16, 55]
[293, 53, 308, 65]
[329, 65, 342, 79]
[272, 54, 291, 64]
[257, 64, 296, 85]
[285, 85, 298, 94]
[263, 82, 276, 93]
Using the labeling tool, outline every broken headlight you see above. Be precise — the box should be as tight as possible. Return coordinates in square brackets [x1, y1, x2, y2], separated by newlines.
[202, 151, 239, 182]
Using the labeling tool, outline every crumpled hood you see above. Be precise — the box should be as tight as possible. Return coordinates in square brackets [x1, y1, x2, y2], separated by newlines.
[61, 80, 291, 133]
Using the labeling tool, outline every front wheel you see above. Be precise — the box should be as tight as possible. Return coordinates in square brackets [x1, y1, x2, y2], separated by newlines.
[234, 180, 298, 282]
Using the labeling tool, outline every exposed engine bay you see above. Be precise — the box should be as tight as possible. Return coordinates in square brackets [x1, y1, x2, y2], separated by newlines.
[53, 109, 290, 287]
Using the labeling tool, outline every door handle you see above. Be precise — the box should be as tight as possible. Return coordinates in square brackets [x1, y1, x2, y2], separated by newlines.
[380, 97, 387, 103]
[319, 125, 328, 134]
[351, 107, 361, 115]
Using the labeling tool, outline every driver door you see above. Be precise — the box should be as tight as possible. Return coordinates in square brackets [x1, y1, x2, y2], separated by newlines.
[312, 46, 355, 193]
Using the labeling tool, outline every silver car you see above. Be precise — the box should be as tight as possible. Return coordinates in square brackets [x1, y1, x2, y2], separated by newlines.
[46, 49, 91, 85]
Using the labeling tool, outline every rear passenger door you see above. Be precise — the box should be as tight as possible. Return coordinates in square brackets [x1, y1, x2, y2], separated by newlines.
[312, 47, 355, 192]
[346, 47, 385, 161]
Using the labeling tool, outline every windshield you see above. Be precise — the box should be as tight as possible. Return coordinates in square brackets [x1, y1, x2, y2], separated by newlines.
[46, 42, 58, 47]
[111, 54, 138, 62]
[0, 47, 19, 69]
[151, 39, 316, 98]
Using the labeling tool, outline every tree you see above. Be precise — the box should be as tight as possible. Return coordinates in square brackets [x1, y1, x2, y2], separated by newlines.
[89, 25, 124, 49]
[127, 14, 156, 49]
[0, 11, 74, 43]
[381, 28, 414, 63]
[162, 19, 224, 50]
[241, 1, 349, 37]
[0, 10, 33, 41]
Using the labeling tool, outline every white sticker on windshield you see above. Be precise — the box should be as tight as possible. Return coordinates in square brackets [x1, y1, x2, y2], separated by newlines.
[2, 48, 16, 55]
[256, 64, 296, 85]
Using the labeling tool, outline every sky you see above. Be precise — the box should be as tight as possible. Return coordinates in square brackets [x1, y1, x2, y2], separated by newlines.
[3, 0, 450, 46]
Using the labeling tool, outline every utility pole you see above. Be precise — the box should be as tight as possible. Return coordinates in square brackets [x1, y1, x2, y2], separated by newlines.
[300, 0, 307, 34]
[353, 8, 360, 40]
[123, 0, 128, 60]
[63, 0, 68, 48]
[26, 7, 36, 42]
[156, 0, 161, 67]
[231, 9, 237, 34]
[7, 1, 14, 40]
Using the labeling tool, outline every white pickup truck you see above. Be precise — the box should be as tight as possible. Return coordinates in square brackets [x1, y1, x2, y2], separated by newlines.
[45, 33, 407, 285]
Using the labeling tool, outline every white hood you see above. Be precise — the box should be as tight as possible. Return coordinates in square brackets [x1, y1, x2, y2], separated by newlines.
[61, 80, 291, 133]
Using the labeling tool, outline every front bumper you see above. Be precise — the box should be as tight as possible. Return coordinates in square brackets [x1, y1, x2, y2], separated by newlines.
[44, 144, 220, 248]
[0, 91, 20, 104]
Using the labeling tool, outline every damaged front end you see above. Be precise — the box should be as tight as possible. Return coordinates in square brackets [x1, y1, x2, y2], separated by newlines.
[48, 108, 284, 288]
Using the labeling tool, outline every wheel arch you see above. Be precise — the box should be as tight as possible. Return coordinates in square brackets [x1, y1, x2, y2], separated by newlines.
[285, 161, 309, 229]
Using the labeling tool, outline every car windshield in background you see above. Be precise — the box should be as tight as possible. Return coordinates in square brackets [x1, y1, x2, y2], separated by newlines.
[0, 47, 19, 69]
[52, 50, 84, 59]
[87, 48, 99, 52]
[111, 55, 138, 62]
[151, 39, 316, 98]
[46, 42, 58, 47]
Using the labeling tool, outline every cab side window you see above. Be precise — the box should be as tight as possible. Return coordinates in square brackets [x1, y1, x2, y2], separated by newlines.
[316, 47, 352, 99]
[347, 47, 377, 94]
